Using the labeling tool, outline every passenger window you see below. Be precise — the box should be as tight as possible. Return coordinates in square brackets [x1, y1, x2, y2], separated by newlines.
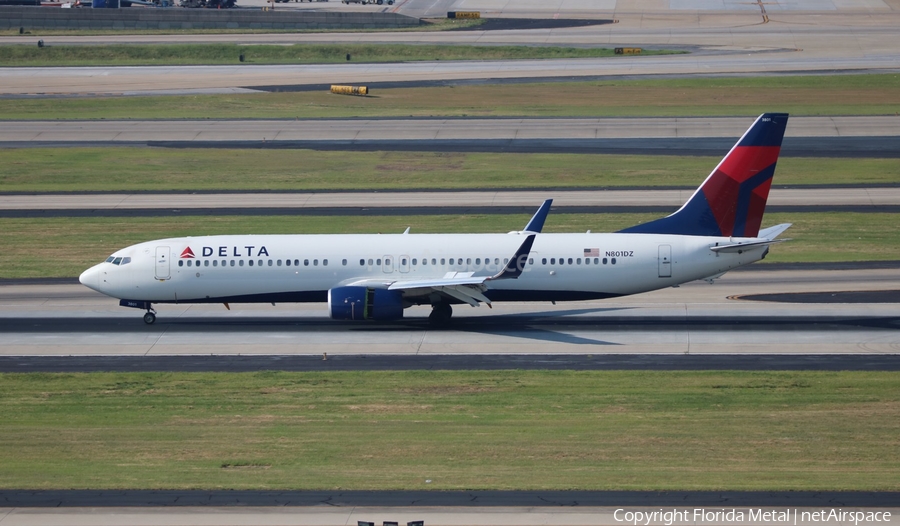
[368, 259, 374, 266]
[277, 260, 282, 266]
[249, 260, 254, 267]
[267, 260, 272, 266]
[612, 258, 617, 265]
[432, 259, 437, 265]
[551, 258, 555, 265]
[577, 258, 581, 265]
[286, 259, 291, 267]
[178, 260, 184, 267]
[585, 258, 590, 265]
[213, 260, 218, 267]
[230, 260, 235, 267]
[377, 259, 382, 266]
[440, 258, 445, 265]
[412, 258, 418, 265]
[528, 258, 533, 265]
[222, 260, 226, 267]
[313, 259, 318, 266]
[568, 258, 573, 265]
[294, 260, 299, 266]
[324, 259, 328, 266]
[342, 259, 347, 266]
[384, 258, 390, 266]
[204, 260, 209, 267]
[603, 258, 608, 265]
[360, 259, 365, 266]
[594, 258, 599, 264]
[494, 258, 499, 265]
[467, 258, 472, 265]
[542, 258, 547, 265]
[304, 259, 309, 266]
[402, 258, 407, 265]
[239, 260, 244, 267]
[504, 258, 508, 264]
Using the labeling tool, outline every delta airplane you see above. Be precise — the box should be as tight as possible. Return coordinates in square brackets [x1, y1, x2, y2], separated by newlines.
[79, 113, 791, 325]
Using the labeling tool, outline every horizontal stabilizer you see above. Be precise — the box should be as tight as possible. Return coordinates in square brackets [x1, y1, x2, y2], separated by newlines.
[758, 223, 792, 240]
[710, 238, 788, 253]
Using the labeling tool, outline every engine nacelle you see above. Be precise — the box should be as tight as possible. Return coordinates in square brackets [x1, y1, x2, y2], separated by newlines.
[328, 286, 404, 321]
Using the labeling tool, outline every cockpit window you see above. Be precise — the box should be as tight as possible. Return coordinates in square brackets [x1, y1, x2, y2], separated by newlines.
[121, 257, 131, 265]
[106, 256, 115, 263]
[113, 257, 123, 265]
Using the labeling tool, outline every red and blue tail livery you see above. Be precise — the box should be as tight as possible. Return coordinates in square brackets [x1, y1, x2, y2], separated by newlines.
[620, 113, 788, 237]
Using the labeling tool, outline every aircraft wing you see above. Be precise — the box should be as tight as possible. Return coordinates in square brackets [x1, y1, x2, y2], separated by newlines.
[386, 234, 537, 307]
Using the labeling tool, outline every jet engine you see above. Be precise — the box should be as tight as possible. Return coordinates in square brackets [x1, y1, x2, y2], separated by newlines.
[328, 286, 404, 321]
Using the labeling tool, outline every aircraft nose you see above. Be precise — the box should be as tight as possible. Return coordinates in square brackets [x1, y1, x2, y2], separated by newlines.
[79, 265, 101, 292]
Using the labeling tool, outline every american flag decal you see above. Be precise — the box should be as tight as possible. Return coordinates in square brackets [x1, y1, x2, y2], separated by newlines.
[584, 248, 599, 257]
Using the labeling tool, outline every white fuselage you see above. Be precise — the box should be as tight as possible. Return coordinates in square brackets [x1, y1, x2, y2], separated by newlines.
[79, 232, 768, 306]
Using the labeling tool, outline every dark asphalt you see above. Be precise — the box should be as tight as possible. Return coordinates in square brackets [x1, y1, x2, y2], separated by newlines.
[2, 489, 898, 507]
[4, 204, 898, 219]
[3, 136, 899, 158]
[2, 353, 899, 373]
[739, 290, 900, 303]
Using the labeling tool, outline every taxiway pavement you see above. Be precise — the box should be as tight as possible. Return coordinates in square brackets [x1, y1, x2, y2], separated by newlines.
[1, 505, 897, 526]
[4, 188, 900, 213]
[3, 3, 900, 95]
[5, 116, 899, 143]
[2, 269, 897, 356]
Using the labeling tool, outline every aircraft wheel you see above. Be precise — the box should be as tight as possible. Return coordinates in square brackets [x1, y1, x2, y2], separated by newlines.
[143, 312, 156, 325]
[428, 303, 452, 326]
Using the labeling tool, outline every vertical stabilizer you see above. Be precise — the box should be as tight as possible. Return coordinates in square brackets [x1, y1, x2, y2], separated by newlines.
[619, 113, 789, 237]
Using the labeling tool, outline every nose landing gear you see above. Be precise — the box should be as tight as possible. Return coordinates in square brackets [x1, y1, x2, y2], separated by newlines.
[118, 300, 157, 324]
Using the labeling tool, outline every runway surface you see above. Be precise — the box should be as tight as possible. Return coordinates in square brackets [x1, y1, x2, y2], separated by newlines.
[2, 269, 898, 356]
[4, 117, 899, 157]
[2, 489, 899, 507]
[6, 116, 899, 142]
[3, 353, 899, 373]
[3, 188, 900, 213]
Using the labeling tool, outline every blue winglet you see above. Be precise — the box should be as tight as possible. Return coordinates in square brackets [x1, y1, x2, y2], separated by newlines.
[524, 199, 553, 233]
[490, 234, 536, 280]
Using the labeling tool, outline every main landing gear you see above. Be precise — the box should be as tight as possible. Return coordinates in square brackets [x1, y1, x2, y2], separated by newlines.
[429, 302, 452, 326]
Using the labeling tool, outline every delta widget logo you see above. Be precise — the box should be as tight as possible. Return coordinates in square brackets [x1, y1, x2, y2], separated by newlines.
[180, 247, 196, 259]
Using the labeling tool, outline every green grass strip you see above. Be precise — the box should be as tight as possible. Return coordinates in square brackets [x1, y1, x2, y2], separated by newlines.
[0, 43, 681, 67]
[1, 371, 897, 490]
[2, 74, 897, 120]
[2, 149, 897, 192]
[2, 212, 897, 278]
